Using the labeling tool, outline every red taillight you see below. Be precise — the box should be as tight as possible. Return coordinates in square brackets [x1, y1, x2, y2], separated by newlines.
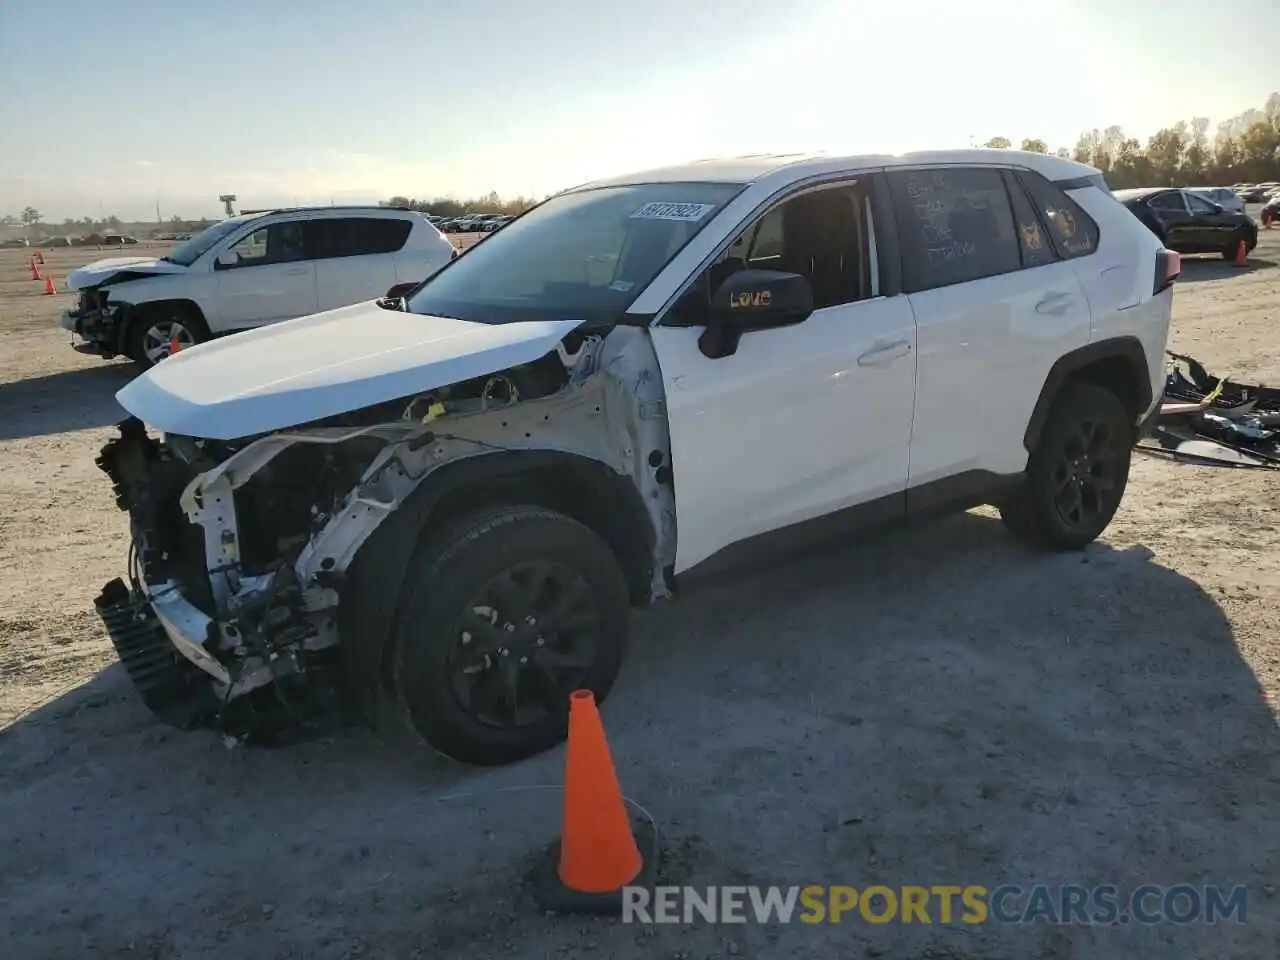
[1154, 248, 1180, 294]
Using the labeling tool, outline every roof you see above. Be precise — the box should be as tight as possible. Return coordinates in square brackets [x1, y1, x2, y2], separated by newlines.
[566, 148, 1101, 192]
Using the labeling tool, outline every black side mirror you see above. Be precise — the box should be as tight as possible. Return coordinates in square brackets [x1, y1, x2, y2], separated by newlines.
[384, 281, 418, 300]
[699, 268, 814, 359]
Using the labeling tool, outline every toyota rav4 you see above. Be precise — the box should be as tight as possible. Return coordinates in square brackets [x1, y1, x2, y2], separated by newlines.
[93, 150, 1178, 765]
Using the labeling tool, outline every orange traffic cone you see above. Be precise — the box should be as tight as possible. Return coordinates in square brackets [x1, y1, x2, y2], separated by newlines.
[29, 258, 40, 280]
[43, 274, 56, 295]
[531, 689, 653, 914]
[1234, 239, 1247, 266]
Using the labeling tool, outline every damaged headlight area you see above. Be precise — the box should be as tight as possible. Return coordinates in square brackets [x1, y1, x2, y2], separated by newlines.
[1138, 351, 1280, 469]
[94, 417, 398, 741]
[64, 287, 126, 356]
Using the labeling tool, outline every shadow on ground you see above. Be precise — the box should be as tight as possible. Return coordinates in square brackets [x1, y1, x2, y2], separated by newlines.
[0, 363, 135, 441]
[1, 513, 1276, 959]
[1174, 252, 1277, 284]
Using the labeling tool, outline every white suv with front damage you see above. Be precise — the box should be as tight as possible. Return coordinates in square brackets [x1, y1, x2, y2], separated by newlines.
[93, 150, 1178, 764]
[61, 206, 456, 368]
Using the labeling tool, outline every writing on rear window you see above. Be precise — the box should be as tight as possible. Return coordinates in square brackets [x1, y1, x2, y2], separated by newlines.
[630, 201, 715, 221]
[888, 167, 1021, 291]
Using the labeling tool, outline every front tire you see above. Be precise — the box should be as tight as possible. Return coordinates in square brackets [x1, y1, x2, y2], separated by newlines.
[389, 505, 630, 765]
[126, 306, 208, 369]
[999, 381, 1133, 551]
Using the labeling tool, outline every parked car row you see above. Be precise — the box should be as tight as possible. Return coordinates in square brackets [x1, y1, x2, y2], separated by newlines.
[1233, 182, 1280, 203]
[430, 213, 516, 233]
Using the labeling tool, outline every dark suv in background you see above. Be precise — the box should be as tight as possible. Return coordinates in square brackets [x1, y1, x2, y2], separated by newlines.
[1114, 187, 1257, 259]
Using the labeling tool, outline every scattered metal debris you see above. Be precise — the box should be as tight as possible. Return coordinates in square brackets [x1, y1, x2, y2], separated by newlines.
[1138, 351, 1280, 468]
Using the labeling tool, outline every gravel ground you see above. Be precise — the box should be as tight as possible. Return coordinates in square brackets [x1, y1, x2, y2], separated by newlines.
[0, 226, 1277, 960]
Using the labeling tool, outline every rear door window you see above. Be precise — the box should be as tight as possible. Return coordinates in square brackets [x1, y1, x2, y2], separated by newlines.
[887, 166, 1021, 292]
[1147, 192, 1187, 213]
[1015, 170, 1099, 259]
[1185, 193, 1219, 214]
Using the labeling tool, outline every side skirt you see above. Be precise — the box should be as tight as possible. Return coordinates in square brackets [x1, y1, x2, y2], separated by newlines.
[668, 470, 1024, 586]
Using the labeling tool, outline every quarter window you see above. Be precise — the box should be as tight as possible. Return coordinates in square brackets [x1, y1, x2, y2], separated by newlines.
[316, 217, 413, 258]
[1001, 171, 1056, 269]
[887, 167, 1021, 291]
[1016, 171, 1099, 259]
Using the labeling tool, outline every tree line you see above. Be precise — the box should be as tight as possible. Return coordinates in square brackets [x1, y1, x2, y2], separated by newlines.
[381, 190, 542, 218]
[980, 91, 1280, 189]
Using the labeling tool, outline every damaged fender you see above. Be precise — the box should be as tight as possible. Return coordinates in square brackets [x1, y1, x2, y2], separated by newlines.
[139, 326, 676, 704]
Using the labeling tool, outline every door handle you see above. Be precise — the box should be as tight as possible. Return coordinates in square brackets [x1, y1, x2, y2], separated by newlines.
[283, 267, 309, 276]
[1035, 291, 1074, 315]
[857, 340, 912, 367]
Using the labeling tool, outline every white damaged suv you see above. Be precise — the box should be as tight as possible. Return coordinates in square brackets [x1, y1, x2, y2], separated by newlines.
[62, 206, 456, 368]
[94, 150, 1178, 764]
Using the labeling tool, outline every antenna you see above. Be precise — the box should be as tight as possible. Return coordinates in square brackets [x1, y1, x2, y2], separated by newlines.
[219, 194, 237, 217]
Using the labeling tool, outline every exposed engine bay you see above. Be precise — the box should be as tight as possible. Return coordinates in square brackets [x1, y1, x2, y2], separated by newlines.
[93, 326, 676, 743]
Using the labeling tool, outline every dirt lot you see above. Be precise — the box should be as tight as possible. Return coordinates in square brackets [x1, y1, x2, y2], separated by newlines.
[1, 229, 1277, 959]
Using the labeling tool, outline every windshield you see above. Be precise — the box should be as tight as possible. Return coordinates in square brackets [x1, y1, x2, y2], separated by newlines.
[163, 217, 254, 267]
[405, 181, 743, 325]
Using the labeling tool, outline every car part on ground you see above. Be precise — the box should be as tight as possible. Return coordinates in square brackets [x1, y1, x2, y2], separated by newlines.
[1137, 352, 1280, 469]
[92, 148, 1174, 765]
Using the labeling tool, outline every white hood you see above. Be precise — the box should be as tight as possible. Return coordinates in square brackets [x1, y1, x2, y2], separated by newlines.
[115, 300, 589, 440]
[66, 256, 189, 291]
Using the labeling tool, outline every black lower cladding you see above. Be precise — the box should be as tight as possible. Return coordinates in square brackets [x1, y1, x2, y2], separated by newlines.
[93, 577, 218, 729]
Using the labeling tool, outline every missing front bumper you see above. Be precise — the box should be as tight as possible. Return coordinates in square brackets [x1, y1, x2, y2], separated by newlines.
[93, 577, 219, 729]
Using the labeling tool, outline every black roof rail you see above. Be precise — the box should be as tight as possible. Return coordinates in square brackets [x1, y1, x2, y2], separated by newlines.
[239, 204, 417, 216]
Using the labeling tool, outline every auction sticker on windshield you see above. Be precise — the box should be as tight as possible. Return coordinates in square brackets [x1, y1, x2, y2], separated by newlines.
[630, 201, 716, 221]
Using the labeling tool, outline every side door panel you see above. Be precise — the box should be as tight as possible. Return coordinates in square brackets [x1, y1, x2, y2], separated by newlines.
[907, 266, 1090, 481]
[1147, 192, 1199, 249]
[1184, 192, 1232, 248]
[213, 221, 319, 329]
[649, 173, 918, 574]
[884, 165, 1091, 487]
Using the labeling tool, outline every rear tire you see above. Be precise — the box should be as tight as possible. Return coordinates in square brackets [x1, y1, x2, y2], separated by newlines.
[999, 381, 1133, 551]
[1221, 229, 1248, 260]
[389, 505, 630, 766]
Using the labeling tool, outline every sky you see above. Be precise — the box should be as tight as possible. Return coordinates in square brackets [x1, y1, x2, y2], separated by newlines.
[1, 0, 1276, 223]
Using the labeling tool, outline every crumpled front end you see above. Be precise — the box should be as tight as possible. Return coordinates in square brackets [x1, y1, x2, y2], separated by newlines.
[62, 287, 126, 358]
[93, 327, 677, 744]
